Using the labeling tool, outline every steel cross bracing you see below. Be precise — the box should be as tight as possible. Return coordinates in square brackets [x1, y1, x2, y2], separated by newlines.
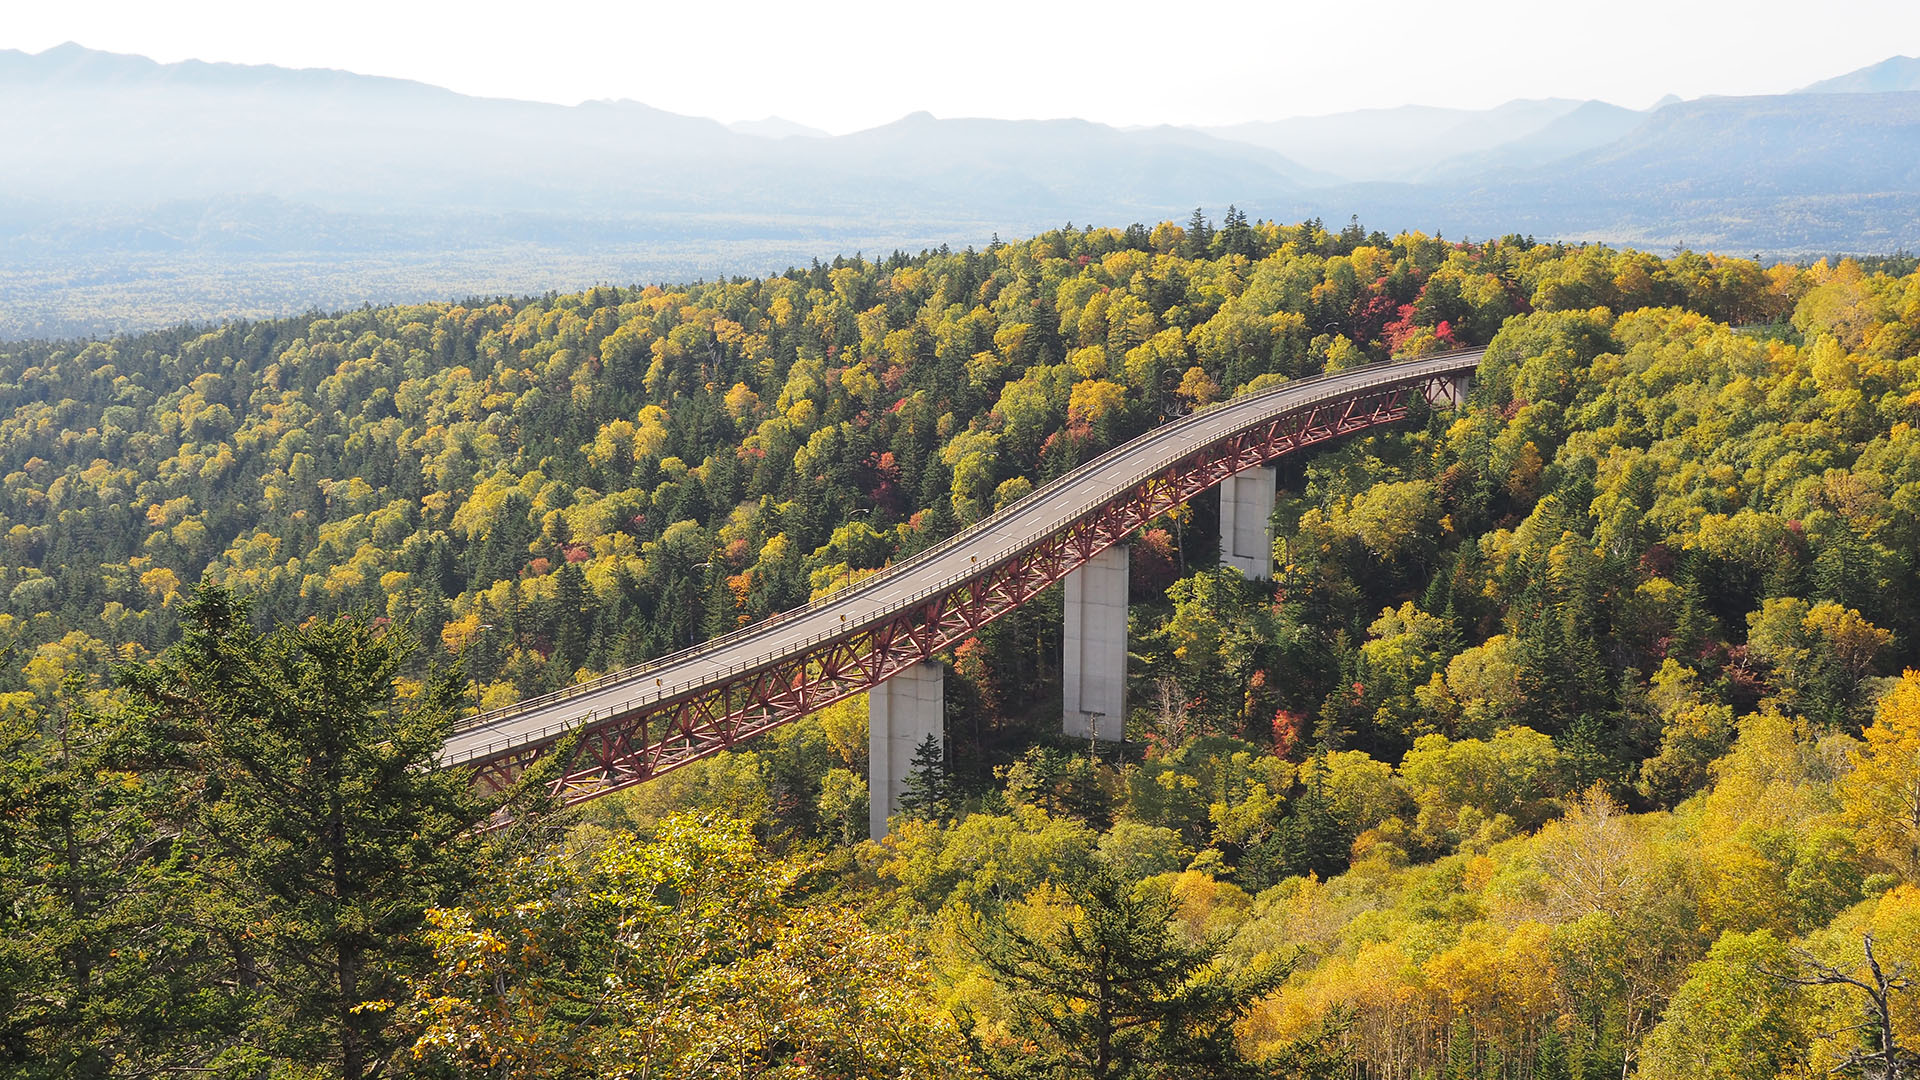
[441, 350, 1482, 809]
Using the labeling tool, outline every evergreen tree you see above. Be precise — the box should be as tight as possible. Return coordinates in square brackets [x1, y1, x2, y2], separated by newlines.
[1445, 1015, 1477, 1080]
[1217, 206, 1257, 258]
[0, 679, 233, 1078]
[1183, 208, 1214, 259]
[118, 585, 491, 1080]
[898, 732, 953, 822]
[1813, 520, 1888, 623]
[1338, 215, 1368, 251]
[1269, 778, 1349, 882]
[1003, 744, 1115, 828]
[701, 561, 736, 641]
[964, 861, 1287, 1079]
[552, 560, 589, 670]
[1534, 1024, 1571, 1080]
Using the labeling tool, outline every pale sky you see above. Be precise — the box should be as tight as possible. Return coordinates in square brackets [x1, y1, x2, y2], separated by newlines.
[5, 0, 1916, 133]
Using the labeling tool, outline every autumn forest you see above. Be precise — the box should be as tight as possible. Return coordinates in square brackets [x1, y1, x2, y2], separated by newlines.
[6, 215, 1920, 1079]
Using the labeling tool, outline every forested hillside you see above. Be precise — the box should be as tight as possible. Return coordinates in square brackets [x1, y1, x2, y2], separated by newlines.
[0, 218, 1808, 717]
[8, 219, 1920, 1077]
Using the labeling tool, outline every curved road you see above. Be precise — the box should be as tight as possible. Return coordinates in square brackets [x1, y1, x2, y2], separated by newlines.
[440, 349, 1484, 771]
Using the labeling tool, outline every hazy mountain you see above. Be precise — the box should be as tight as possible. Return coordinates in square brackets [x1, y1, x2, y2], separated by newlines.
[0, 43, 753, 212]
[1417, 100, 1649, 182]
[0, 44, 1317, 335]
[1201, 98, 1589, 182]
[728, 116, 830, 139]
[0, 44, 1306, 224]
[1797, 55, 1920, 94]
[0, 39, 446, 97]
[6, 43, 1920, 338]
[1568, 91, 1920, 193]
[1310, 91, 1920, 253]
[779, 112, 1312, 218]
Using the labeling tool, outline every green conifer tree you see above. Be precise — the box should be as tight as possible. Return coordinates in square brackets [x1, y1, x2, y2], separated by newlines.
[965, 861, 1286, 1079]
[0, 678, 230, 1076]
[897, 732, 952, 822]
[1445, 1015, 1478, 1080]
[119, 585, 490, 1080]
[1535, 1024, 1571, 1080]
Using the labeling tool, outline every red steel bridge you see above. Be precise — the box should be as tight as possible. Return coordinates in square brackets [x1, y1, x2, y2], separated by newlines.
[439, 349, 1484, 806]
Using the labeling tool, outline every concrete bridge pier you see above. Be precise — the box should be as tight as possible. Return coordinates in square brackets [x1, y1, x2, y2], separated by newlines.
[1220, 466, 1276, 580]
[868, 661, 943, 840]
[1064, 544, 1128, 742]
[1426, 373, 1473, 409]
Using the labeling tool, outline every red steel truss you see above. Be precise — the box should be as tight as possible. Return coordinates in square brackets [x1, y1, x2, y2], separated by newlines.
[463, 369, 1471, 809]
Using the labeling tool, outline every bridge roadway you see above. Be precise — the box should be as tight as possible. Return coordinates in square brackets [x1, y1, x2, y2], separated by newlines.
[439, 349, 1484, 779]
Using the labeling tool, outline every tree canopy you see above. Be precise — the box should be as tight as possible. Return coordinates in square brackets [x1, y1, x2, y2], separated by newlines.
[8, 219, 1920, 1077]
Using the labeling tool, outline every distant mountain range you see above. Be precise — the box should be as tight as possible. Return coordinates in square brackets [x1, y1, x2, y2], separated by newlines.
[1327, 90, 1920, 254]
[3, 43, 1918, 337]
[727, 117, 829, 139]
[1202, 98, 1593, 183]
[1797, 54, 1920, 94]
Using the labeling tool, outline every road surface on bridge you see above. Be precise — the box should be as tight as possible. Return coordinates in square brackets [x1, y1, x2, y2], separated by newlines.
[439, 348, 1484, 773]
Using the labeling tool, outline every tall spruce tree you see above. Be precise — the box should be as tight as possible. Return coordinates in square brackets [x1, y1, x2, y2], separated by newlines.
[897, 732, 953, 822]
[965, 861, 1286, 1079]
[1535, 1025, 1572, 1080]
[1445, 1015, 1478, 1080]
[119, 585, 490, 1080]
[0, 679, 234, 1078]
[1183, 207, 1214, 259]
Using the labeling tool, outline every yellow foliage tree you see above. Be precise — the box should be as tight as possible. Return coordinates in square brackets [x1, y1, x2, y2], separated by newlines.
[1844, 671, 1920, 881]
[1066, 379, 1126, 426]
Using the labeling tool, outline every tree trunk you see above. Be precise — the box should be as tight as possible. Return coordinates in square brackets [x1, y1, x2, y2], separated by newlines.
[1094, 945, 1113, 1080]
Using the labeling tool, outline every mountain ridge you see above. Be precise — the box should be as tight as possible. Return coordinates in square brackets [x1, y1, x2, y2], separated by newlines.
[5, 43, 1920, 338]
[1797, 54, 1920, 94]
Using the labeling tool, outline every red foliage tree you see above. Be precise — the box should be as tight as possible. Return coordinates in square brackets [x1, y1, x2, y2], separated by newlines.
[1130, 528, 1179, 596]
[1272, 708, 1306, 758]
